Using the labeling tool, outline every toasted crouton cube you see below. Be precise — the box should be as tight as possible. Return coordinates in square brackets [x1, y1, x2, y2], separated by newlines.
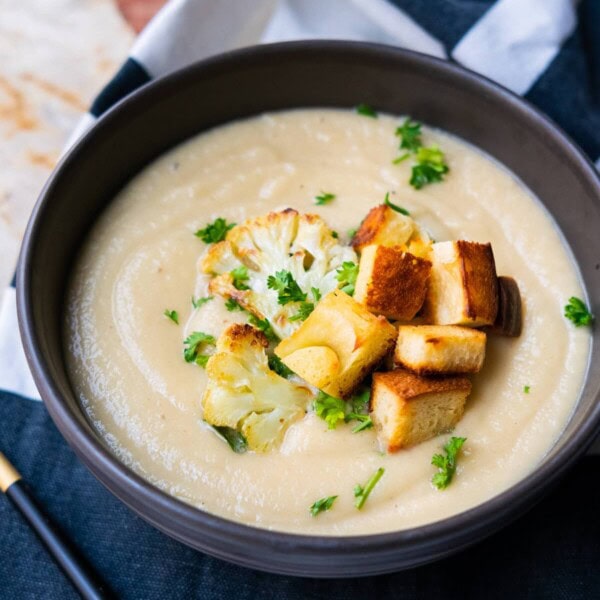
[354, 246, 431, 321]
[486, 276, 523, 337]
[394, 325, 486, 374]
[424, 241, 498, 326]
[352, 204, 414, 252]
[275, 290, 396, 398]
[371, 369, 471, 451]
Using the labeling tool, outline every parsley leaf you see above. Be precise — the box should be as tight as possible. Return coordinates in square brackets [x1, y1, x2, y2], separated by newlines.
[163, 309, 179, 324]
[183, 331, 216, 367]
[356, 104, 377, 118]
[345, 387, 373, 433]
[524, 385, 531, 394]
[310, 495, 338, 517]
[564, 296, 594, 327]
[348, 227, 358, 239]
[410, 146, 449, 190]
[248, 314, 279, 342]
[431, 436, 466, 490]
[315, 192, 336, 206]
[192, 296, 213, 309]
[267, 270, 307, 305]
[225, 297, 244, 311]
[336, 261, 359, 296]
[331, 230, 339, 239]
[354, 467, 385, 509]
[195, 217, 235, 243]
[314, 391, 346, 430]
[289, 302, 315, 322]
[268, 354, 294, 378]
[312, 287, 322, 302]
[384, 192, 410, 216]
[211, 425, 247, 453]
[395, 118, 422, 153]
[231, 266, 250, 291]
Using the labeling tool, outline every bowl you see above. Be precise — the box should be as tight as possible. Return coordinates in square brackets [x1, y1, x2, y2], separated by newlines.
[16, 41, 600, 577]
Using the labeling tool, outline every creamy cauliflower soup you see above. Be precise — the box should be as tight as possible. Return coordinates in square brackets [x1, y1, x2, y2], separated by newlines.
[64, 109, 590, 535]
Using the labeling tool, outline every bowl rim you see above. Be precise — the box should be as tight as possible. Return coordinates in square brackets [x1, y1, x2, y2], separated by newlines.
[16, 40, 600, 575]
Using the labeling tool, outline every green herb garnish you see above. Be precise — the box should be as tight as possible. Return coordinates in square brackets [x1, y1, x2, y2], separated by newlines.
[314, 391, 346, 430]
[354, 467, 385, 509]
[309, 495, 338, 517]
[225, 297, 243, 311]
[383, 192, 410, 216]
[268, 354, 294, 378]
[331, 230, 339, 239]
[192, 296, 213, 309]
[348, 228, 357, 239]
[231, 265, 250, 291]
[564, 296, 594, 327]
[163, 309, 179, 324]
[336, 261, 359, 296]
[211, 425, 247, 453]
[345, 387, 373, 433]
[410, 146, 449, 189]
[312, 287, 322, 302]
[289, 302, 315, 322]
[267, 270, 307, 305]
[395, 118, 422, 153]
[431, 436, 466, 490]
[183, 331, 216, 367]
[248, 314, 279, 342]
[524, 385, 531, 394]
[356, 104, 377, 118]
[195, 217, 235, 243]
[315, 192, 336, 206]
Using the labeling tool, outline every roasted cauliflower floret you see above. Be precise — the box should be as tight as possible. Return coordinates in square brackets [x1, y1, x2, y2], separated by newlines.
[202, 324, 312, 452]
[274, 290, 397, 398]
[201, 209, 357, 339]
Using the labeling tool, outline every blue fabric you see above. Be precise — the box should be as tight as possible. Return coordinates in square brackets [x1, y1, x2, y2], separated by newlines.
[1, 393, 599, 598]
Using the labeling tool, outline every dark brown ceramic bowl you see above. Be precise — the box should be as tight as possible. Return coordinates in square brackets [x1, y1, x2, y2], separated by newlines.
[17, 42, 600, 577]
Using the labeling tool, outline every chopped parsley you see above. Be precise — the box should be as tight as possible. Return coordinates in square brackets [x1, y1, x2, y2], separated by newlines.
[393, 117, 449, 189]
[524, 385, 531, 394]
[431, 436, 466, 490]
[312, 287, 322, 302]
[195, 217, 235, 243]
[356, 103, 378, 118]
[289, 302, 315, 322]
[309, 495, 338, 517]
[268, 354, 294, 378]
[345, 387, 373, 433]
[337, 261, 359, 296]
[410, 146, 449, 190]
[211, 425, 247, 453]
[183, 331, 216, 367]
[354, 467, 385, 509]
[331, 230, 339, 239]
[348, 227, 358, 239]
[230, 265, 250, 290]
[564, 296, 594, 327]
[384, 192, 410, 216]
[314, 391, 346, 430]
[163, 309, 179, 324]
[225, 297, 244, 311]
[315, 192, 336, 206]
[267, 270, 307, 305]
[248, 314, 279, 342]
[192, 296, 213, 309]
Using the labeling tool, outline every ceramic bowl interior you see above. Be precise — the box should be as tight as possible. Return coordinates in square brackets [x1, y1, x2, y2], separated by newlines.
[17, 42, 600, 577]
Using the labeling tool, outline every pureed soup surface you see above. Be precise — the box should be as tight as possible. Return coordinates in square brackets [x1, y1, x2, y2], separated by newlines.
[64, 109, 590, 535]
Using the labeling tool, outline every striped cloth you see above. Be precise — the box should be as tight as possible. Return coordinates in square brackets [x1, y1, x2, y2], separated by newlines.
[1, 1, 599, 597]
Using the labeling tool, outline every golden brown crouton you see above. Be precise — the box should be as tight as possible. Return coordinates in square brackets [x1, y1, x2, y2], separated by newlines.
[486, 276, 523, 337]
[351, 204, 414, 252]
[394, 325, 486, 374]
[424, 241, 498, 326]
[353, 245, 431, 321]
[371, 369, 471, 451]
[274, 290, 397, 398]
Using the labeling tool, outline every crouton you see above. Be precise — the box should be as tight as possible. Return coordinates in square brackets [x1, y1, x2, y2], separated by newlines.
[351, 204, 414, 252]
[424, 241, 498, 326]
[371, 369, 471, 451]
[275, 290, 396, 398]
[486, 276, 523, 337]
[394, 325, 486, 374]
[354, 245, 431, 321]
